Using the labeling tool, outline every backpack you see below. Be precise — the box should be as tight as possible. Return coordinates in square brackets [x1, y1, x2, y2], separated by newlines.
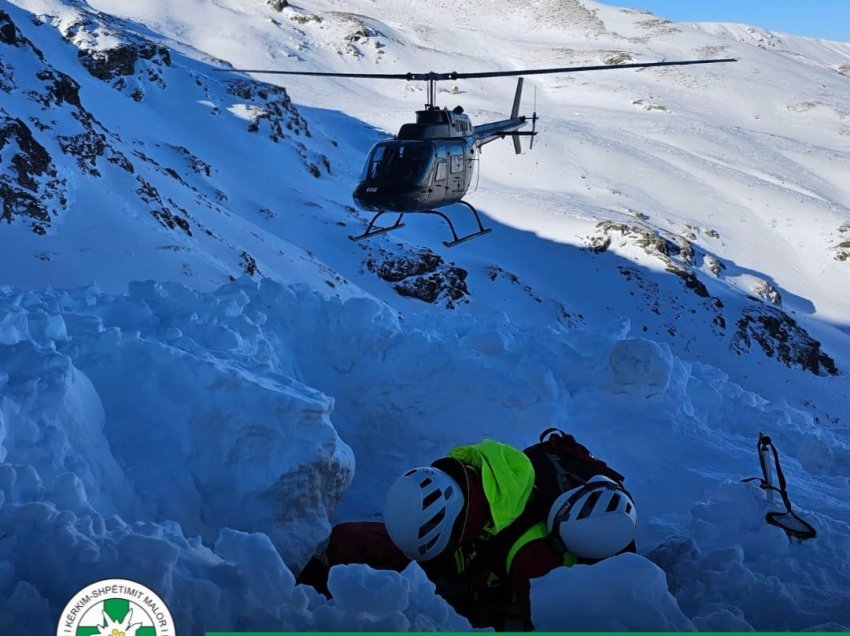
[520, 427, 626, 520]
[457, 428, 628, 586]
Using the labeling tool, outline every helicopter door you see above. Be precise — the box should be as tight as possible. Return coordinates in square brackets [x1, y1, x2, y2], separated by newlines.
[431, 145, 449, 205]
[448, 144, 466, 195]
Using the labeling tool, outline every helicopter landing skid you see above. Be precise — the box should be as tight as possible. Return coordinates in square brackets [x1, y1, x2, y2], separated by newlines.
[349, 211, 406, 242]
[349, 201, 491, 247]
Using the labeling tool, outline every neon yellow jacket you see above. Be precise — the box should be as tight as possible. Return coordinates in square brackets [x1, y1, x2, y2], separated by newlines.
[448, 439, 536, 535]
[448, 439, 575, 574]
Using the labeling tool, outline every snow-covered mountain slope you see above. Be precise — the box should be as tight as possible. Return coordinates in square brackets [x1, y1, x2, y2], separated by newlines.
[1, 0, 344, 293]
[1, 0, 849, 632]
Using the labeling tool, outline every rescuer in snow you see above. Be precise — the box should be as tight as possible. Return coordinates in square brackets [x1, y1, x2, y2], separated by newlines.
[298, 430, 637, 630]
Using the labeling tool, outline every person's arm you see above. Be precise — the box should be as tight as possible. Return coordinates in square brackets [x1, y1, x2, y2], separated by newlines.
[326, 521, 411, 569]
[297, 522, 411, 596]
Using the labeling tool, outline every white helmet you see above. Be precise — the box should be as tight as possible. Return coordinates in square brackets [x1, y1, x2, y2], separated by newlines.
[384, 467, 464, 561]
[547, 475, 637, 560]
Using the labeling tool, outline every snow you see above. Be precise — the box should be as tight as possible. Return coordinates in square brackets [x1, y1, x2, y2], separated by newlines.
[605, 337, 674, 395]
[1, 0, 850, 632]
[3, 276, 849, 631]
[530, 553, 695, 631]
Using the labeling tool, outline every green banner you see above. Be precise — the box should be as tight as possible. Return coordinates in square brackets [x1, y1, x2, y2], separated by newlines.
[207, 633, 832, 636]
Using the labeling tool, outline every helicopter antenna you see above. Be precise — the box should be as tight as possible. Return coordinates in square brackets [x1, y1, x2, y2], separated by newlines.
[220, 58, 737, 109]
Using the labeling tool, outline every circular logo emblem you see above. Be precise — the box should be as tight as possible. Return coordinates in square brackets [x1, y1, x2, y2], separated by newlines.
[57, 578, 176, 636]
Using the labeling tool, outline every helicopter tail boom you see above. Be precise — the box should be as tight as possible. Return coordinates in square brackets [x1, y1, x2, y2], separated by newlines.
[473, 116, 528, 148]
[474, 77, 535, 153]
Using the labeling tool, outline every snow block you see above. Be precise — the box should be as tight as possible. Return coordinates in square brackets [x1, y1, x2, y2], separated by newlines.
[214, 528, 296, 607]
[317, 562, 472, 632]
[530, 553, 695, 631]
[606, 337, 674, 396]
[3, 282, 355, 570]
[0, 310, 28, 346]
[329, 563, 410, 615]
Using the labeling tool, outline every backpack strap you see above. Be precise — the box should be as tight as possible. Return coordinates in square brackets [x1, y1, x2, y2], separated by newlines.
[455, 506, 548, 586]
[536, 428, 625, 486]
[505, 521, 577, 575]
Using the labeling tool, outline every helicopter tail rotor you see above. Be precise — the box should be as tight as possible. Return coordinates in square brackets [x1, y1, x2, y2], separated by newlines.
[509, 77, 539, 154]
[530, 86, 538, 150]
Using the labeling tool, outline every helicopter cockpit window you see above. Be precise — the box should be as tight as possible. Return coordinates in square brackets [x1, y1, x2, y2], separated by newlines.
[364, 142, 435, 186]
[450, 154, 464, 174]
[365, 145, 386, 179]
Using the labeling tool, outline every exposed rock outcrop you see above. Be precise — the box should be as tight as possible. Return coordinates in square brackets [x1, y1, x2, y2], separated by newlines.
[732, 305, 838, 376]
[366, 249, 469, 308]
[0, 112, 65, 234]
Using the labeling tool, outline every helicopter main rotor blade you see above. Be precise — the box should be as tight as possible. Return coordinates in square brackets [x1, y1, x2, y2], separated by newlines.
[222, 58, 736, 81]
[220, 69, 412, 79]
[449, 58, 737, 79]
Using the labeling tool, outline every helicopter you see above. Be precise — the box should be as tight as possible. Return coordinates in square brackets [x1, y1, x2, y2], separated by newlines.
[228, 59, 736, 246]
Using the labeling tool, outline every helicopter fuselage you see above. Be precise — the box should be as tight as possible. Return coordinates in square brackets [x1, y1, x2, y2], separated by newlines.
[353, 106, 526, 213]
